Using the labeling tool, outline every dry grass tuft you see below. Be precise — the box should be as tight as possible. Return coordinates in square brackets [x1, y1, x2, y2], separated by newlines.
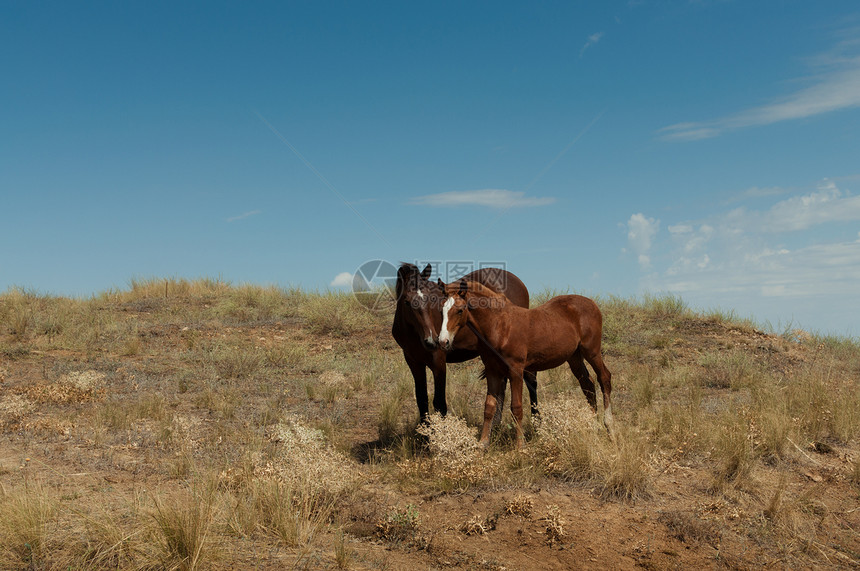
[301, 293, 375, 336]
[334, 530, 353, 569]
[708, 411, 758, 491]
[599, 428, 652, 500]
[150, 479, 219, 571]
[246, 478, 336, 548]
[266, 343, 307, 368]
[659, 510, 721, 547]
[72, 502, 145, 569]
[530, 398, 605, 481]
[698, 350, 758, 390]
[530, 398, 651, 499]
[0, 479, 58, 568]
[377, 379, 411, 443]
[209, 343, 264, 379]
[641, 292, 689, 318]
[375, 504, 420, 543]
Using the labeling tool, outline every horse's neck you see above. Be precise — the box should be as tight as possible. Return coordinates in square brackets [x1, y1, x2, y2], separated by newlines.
[466, 292, 515, 333]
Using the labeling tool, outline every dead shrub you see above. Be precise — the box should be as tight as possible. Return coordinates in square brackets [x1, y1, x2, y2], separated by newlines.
[221, 414, 359, 548]
[415, 413, 496, 490]
[541, 504, 567, 546]
[503, 494, 533, 518]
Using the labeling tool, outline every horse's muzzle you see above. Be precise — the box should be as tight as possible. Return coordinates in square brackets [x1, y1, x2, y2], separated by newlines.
[438, 338, 453, 352]
[423, 336, 438, 350]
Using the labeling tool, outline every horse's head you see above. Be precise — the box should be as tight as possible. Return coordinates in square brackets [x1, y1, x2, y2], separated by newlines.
[438, 279, 470, 352]
[396, 263, 444, 350]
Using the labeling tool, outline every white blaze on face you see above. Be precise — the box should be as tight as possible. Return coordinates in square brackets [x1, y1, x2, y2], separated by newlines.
[438, 296, 456, 345]
[416, 289, 425, 300]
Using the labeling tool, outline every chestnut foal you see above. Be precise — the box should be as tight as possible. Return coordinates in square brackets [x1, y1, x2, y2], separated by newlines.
[438, 279, 613, 448]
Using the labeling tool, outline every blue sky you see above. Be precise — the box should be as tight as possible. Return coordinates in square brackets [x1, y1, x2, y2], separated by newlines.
[2, 1, 860, 336]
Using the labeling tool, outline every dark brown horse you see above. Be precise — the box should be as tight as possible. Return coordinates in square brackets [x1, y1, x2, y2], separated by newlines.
[392, 263, 538, 422]
[438, 280, 613, 448]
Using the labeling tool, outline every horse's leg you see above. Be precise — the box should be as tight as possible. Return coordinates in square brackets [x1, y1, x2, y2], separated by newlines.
[492, 378, 506, 428]
[429, 351, 449, 417]
[509, 368, 526, 449]
[568, 350, 597, 412]
[479, 373, 505, 447]
[406, 358, 431, 423]
[583, 348, 614, 434]
[524, 369, 538, 417]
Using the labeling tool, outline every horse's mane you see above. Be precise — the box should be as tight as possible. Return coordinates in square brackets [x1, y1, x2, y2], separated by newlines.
[444, 280, 506, 301]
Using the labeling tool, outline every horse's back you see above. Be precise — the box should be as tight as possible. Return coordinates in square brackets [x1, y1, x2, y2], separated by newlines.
[462, 268, 529, 308]
[533, 295, 603, 339]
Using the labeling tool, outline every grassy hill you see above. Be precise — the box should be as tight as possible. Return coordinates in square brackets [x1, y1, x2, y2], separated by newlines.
[1, 278, 859, 569]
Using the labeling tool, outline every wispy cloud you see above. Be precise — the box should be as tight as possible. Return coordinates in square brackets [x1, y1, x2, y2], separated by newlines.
[729, 186, 787, 203]
[227, 210, 261, 222]
[660, 34, 860, 141]
[630, 178, 860, 333]
[580, 32, 604, 58]
[410, 189, 555, 209]
[330, 272, 353, 288]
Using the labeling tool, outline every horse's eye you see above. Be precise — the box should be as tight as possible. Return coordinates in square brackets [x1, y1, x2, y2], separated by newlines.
[457, 309, 464, 314]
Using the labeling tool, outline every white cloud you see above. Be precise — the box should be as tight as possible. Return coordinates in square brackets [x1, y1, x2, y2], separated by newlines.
[662, 240, 860, 299]
[580, 32, 604, 57]
[227, 210, 261, 222]
[659, 36, 860, 140]
[762, 180, 860, 232]
[626, 213, 660, 268]
[631, 178, 860, 334]
[410, 189, 555, 209]
[330, 272, 353, 288]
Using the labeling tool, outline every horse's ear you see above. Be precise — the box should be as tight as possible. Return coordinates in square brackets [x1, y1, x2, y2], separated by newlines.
[421, 264, 432, 280]
[458, 279, 467, 298]
[437, 278, 445, 289]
